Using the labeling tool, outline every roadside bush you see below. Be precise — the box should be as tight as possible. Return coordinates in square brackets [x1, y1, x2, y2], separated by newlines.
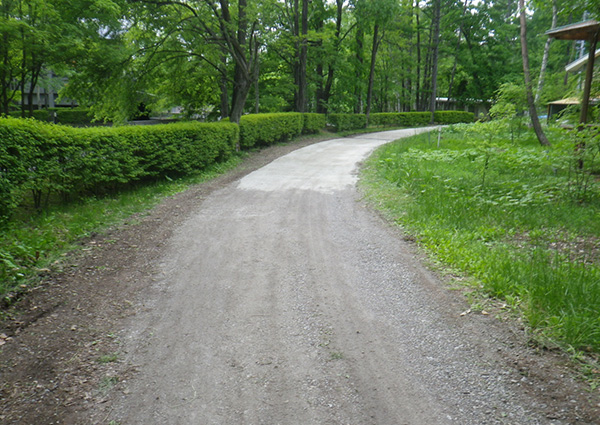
[0, 118, 238, 220]
[239, 113, 303, 149]
[369, 111, 474, 127]
[54, 108, 93, 125]
[434, 111, 475, 124]
[369, 113, 399, 127]
[327, 113, 367, 132]
[302, 113, 326, 134]
[399, 112, 431, 126]
[7, 108, 94, 125]
[8, 109, 51, 121]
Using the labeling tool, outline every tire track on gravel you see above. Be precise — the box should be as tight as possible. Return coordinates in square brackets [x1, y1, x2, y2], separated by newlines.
[106, 128, 567, 424]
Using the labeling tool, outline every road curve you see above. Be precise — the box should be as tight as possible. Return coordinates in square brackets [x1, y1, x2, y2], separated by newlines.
[109, 128, 553, 424]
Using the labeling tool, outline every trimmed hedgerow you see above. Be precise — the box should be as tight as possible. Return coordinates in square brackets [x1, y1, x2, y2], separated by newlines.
[434, 110, 475, 124]
[368, 112, 431, 127]
[368, 113, 399, 127]
[327, 114, 367, 132]
[8, 109, 51, 121]
[239, 113, 304, 149]
[0, 118, 238, 219]
[54, 108, 93, 125]
[369, 111, 474, 127]
[7, 108, 94, 125]
[302, 113, 326, 134]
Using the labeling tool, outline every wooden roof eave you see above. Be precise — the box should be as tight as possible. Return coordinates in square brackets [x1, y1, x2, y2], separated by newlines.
[546, 19, 600, 41]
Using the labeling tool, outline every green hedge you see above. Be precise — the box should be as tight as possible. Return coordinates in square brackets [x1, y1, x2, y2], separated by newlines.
[0, 118, 238, 219]
[239, 113, 304, 149]
[369, 111, 474, 127]
[302, 113, 326, 134]
[434, 110, 475, 124]
[7, 108, 93, 125]
[369, 112, 431, 127]
[327, 114, 367, 132]
[54, 108, 93, 125]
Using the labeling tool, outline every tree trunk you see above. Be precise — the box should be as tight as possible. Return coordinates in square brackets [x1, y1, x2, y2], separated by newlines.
[230, 62, 251, 124]
[447, 0, 469, 108]
[415, 1, 421, 111]
[1, 28, 11, 115]
[519, 0, 550, 146]
[220, 54, 229, 119]
[317, 0, 343, 114]
[27, 59, 42, 115]
[580, 32, 598, 124]
[354, 24, 364, 114]
[429, 0, 441, 124]
[534, 0, 557, 106]
[254, 59, 260, 114]
[227, 0, 254, 124]
[295, 0, 308, 112]
[420, 19, 433, 111]
[365, 24, 380, 125]
[20, 15, 27, 117]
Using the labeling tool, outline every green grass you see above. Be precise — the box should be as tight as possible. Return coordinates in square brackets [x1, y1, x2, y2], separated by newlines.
[0, 156, 243, 301]
[361, 122, 600, 352]
[97, 352, 119, 364]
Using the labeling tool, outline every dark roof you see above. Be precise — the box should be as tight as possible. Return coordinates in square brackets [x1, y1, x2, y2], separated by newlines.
[546, 19, 600, 40]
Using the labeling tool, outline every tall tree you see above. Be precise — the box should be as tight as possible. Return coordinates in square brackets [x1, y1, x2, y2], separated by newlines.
[293, 0, 308, 112]
[0, 0, 19, 114]
[447, 0, 470, 108]
[315, 0, 346, 114]
[534, 0, 557, 106]
[519, 0, 550, 146]
[353, 0, 396, 122]
[428, 0, 441, 123]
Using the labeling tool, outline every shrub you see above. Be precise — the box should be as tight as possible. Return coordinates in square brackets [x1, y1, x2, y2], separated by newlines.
[239, 113, 303, 149]
[434, 111, 475, 124]
[7, 109, 51, 121]
[6, 108, 94, 125]
[54, 108, 93, 125]
[369, 111, 474, 127]
[327, 113, 367, 132]
[0, 118, 238, 220]
[302, 113, 326, 134]
[369, 113, 400, 127]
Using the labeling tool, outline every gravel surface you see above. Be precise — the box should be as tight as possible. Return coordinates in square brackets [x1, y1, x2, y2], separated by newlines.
[1, 129, 598, 424]
[102, 128, 596, 424]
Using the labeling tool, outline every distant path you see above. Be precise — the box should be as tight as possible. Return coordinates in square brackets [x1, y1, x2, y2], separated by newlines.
[108, 128, 553, 424]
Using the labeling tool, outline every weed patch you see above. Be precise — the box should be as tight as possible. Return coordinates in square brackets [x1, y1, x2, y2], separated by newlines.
[361, 123, 600, 352]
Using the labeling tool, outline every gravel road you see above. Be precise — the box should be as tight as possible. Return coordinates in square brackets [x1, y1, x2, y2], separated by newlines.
[104, 128, 584, 424]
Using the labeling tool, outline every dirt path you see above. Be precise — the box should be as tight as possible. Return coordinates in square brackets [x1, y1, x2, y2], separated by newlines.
[1, 129, 598, 424]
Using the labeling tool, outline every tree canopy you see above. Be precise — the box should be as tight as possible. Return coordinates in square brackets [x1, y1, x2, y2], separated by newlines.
[0, 0, 598, 123]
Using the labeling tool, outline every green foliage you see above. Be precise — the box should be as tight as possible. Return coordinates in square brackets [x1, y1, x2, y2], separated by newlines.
[302, 113, 327, 134]
[362, 123, 600, 351]
[54, 108, 94, 125]
[433, 111, 475, 124]
[8, 108, 93, 125]
[0, 117, 238, 220]
[327, 114, 367, 132]
[239, 113, 304, 149]
[365, 111, 474, 127]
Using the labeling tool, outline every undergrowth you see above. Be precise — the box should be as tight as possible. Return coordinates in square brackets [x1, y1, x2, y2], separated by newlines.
[361, 121, 600, 353]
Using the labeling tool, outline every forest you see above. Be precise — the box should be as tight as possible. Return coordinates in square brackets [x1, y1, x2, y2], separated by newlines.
[1, 0, 598, 124]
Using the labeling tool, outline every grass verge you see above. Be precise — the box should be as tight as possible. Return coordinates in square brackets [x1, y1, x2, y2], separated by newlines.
[0, 155, 244, 303]
[360, 122, 600, 357]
